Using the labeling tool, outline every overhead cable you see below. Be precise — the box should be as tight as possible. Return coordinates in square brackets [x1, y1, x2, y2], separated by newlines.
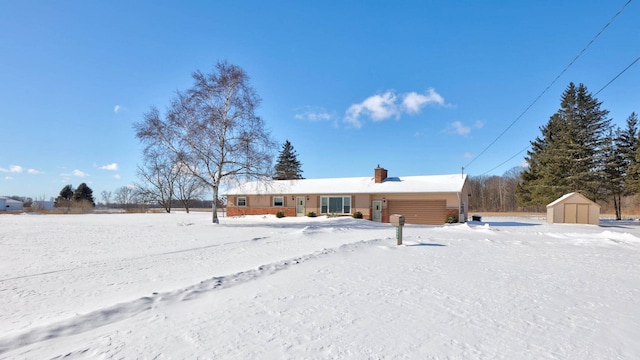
[464, 0, 633, 171]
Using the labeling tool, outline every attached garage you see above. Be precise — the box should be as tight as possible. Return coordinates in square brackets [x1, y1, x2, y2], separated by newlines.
[546, 192, 600, 225]
[388, 200, 446, 225]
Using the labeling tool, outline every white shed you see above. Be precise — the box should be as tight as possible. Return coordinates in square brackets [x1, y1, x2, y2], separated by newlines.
[546, 192, 600, 225]
[0, 197, 24, 211]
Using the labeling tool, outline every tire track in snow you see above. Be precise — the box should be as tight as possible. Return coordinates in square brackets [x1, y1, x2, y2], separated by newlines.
[0, 240, 378, 355]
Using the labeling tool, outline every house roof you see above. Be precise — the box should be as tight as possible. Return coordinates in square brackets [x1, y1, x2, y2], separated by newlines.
[546, 192, 600, 208]
[224, 174, 468, 195]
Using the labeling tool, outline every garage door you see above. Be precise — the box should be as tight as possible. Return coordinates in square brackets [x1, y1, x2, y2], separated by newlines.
[387, 200, 447, 225]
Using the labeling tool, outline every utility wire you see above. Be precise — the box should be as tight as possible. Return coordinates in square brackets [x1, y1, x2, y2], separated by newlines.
[595, 56, 640, 96]
[479, 145, 530, 176]
[478, 54, 639, 177]
[464, 0, 633, 171]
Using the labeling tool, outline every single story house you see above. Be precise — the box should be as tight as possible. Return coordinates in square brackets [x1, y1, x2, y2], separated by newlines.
[224, 167, 471, 225]
[0, 197, 24, 212]
[546, 192, 600, 225]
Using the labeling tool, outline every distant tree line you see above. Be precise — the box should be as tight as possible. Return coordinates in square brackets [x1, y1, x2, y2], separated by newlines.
[468, 167, 527, 213]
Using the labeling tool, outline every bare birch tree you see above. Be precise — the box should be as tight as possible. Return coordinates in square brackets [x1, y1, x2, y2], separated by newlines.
[134, 61, 275, 223]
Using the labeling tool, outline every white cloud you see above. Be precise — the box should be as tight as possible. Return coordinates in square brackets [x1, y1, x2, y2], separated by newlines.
[114, 105, 121, 114]
[4, 176, 13, 180]
[463, 152, 474, 159]
[0, 165, 24, 173]
[345, 91, 399, 128]
[113, 174, 121, 180]
[73, 169, 89, 177]
[294, 107, 333, 122]
[100, 163, 119, 171]
[402, 88, 445, 114]
[0, 165, 42, 174]
[446, 120, 484, 136]
[450, 121, 471, 135]
[344, 89, 445, 128]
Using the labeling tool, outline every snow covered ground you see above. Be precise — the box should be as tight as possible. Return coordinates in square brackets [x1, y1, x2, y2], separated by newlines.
[0, 212, 639, 359]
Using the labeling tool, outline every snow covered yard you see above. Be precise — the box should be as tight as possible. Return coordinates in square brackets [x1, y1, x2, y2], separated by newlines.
[0, 213, 639, 359]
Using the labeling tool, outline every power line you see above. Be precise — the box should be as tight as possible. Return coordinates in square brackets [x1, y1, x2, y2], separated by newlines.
[479, 54, 639, 177]
[479, 145, 530, 176]
[595, 56, 640, 96]
[464, 0, 633, 171]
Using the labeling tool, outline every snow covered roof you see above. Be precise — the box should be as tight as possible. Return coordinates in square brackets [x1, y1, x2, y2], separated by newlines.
[0, 197, 23, 204]
[546, 192, 600, 208]
[224, 174, 468, 195]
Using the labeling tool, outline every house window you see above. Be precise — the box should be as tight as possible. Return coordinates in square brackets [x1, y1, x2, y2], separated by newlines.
[320, 196, 351, 214]
[237, 197, 247, 207]
[273, 196, 284, 207]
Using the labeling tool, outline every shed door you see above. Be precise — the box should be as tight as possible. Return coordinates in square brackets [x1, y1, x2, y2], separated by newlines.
[577, 204, 589, 223]
[565, 204, 577, 223]
[387, 200, 446, 225]
[564, 204, 589, 224]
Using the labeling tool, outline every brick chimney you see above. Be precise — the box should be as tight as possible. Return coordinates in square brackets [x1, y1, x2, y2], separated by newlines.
[374, 165, 388, 183]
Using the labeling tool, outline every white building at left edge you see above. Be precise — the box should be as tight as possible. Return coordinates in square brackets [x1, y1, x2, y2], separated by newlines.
[0, 197, 24, 211]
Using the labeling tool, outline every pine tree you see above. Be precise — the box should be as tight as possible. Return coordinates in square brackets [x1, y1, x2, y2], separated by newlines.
[621, 113, 640, 193]
[273, 140, 304, 180]
[54, 184, 75, 208]
[73, 182, 95, 206]
[517, 82, 610, 206]
[602, 128, 625, 220]
[59, 184, 74, 200]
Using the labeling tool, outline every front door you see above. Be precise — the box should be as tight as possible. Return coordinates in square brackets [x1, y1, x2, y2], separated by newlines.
[296, 197, 306, 217]
[372, 200, 382, 222]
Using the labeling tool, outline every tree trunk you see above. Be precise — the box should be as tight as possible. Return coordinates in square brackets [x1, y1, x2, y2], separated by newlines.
[211, 184, 219, 224]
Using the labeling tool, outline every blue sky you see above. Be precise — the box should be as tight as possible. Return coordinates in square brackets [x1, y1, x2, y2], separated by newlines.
[1, 0, 638, 201]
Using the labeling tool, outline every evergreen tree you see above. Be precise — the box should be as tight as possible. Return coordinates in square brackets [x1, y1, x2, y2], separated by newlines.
[73, 182, 95, 206]
[517, 82, 610, 206]
[602, 128, 625, 220]
[59, 184, 74, 200]
[621, 112, 640, 193]
[273, 140, 304, 180]
[54, 184, 75, 208]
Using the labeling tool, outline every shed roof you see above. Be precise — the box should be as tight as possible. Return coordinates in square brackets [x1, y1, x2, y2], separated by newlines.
[224, 174, 468, 195]
[546, 192, 600, 208]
